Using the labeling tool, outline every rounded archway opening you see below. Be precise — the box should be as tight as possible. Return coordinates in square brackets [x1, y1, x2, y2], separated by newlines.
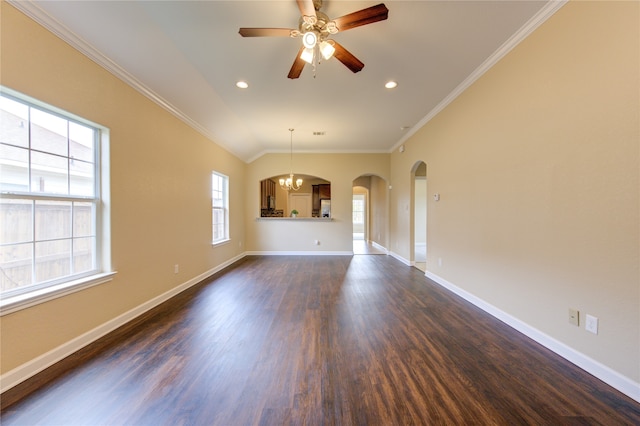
[352, 174, 389, 255]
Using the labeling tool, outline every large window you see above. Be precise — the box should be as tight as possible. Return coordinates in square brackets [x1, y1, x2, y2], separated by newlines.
[0, 89, 111, 312]
[212, 172, 229, 244]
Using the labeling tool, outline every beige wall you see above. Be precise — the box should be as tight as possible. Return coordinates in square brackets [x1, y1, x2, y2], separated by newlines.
[0, 3, 246, 373]
[390, 1, 639, 381]
[246, 153, 389, 253]
[369, 175, 388, 249]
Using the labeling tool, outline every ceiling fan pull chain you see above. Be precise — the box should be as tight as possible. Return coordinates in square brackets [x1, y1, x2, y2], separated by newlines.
[313, 44, 318, 78]
[310, 46, 315, 78]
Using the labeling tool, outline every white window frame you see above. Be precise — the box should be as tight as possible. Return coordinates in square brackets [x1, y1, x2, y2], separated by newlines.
[211, 171, 229, 245]
[353, 196, 365, 225]
[0, 87, 113, 315]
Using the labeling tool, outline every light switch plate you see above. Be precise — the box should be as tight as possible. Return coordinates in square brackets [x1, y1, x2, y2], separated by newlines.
[585, 314, 598, 334]
[568, 308, 579, 326]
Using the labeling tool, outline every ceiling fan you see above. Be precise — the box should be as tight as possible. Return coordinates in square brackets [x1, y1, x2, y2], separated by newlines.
[239, 0, 389, 79]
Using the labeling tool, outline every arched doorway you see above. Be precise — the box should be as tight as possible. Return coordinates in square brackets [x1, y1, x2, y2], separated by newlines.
[412, 162, 427, 271]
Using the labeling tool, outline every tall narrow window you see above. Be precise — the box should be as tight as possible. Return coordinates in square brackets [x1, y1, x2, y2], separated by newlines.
[352, 196, 365, 225]
[212, 172, 229, 244]
[0, 89, 111, 311]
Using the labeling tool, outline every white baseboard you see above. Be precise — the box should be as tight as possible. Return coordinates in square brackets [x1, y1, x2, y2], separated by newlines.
[0, 252, 246, 394]
[245, 251, 352, 256]
[389, 251, 411, 266]
[371, 241, 389, 254]
[424, 270, 640, 403]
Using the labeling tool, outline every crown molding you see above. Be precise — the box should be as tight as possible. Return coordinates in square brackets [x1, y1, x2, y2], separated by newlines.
[7, 0, 568, 163]
[390, 0, 568, 153]
[6, 0, 231, 155]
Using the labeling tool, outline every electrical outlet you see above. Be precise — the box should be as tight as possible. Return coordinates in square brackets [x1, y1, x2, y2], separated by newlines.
[174, 264, 179, 274]
[568, 308, 579, 326]
[585, 314, 598, 334]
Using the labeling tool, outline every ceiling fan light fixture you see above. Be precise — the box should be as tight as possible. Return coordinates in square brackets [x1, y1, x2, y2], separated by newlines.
[319, 40, 335, 60]
[302, 31, 317, 49]
[301, 47, 315, 64]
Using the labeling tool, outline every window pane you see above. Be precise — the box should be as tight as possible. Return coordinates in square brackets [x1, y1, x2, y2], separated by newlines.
[35, 200, 71, 241]
[31, 151, 68, 194]
[0, 144, 30, 192]
[0, 198, 33, 243]
[73, 202, 95, 237]
[212, 172, 228, 243]
[0, 96, 29, 148]
[35, 239, 71, 282]
[0, 243, 33, 292]
[69, 122, 95, 162]
[73, 236, 95, 273]
[31, 108, 68, 156]
[0, 92, 106, 297]
[70, 158, 95, 196]
[212, 175, 221, 191]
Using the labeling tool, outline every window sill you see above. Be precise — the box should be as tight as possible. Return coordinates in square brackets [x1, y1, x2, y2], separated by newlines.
[212, 238, 231, 247]
[0, 272, 117, 316]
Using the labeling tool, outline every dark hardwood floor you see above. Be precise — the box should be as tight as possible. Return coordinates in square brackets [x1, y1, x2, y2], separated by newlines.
[2, 255, 639, 425]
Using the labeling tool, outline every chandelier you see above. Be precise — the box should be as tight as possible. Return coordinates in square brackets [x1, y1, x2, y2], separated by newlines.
[280, 128, 303, 191]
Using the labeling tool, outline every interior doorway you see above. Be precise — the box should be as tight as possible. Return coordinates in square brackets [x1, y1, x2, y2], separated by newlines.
[352, 175, 388, 255]
[352, 193, 366, 240]
[413, 162, 427, 271]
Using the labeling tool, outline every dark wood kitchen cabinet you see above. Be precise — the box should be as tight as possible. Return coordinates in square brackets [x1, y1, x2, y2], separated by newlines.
[319, 184, 330, 199]
[260, 179, 276, 209]
[312, 184, 331, 212]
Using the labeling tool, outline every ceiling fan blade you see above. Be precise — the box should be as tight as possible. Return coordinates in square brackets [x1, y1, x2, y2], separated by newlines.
[296, 0, 317, 23]
[288, 46, 306, 79]
[332, 3, 389, 32]
[239, 28, 295, 37]
[332, 41, 364, 73]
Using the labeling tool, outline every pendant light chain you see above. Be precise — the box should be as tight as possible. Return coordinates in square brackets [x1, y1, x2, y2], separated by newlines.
[280, 128, 302, 191]
[290, 128, 294, 173]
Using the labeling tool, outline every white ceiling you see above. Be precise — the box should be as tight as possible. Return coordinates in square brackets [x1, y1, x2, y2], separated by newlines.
[13, 0, 563, 162]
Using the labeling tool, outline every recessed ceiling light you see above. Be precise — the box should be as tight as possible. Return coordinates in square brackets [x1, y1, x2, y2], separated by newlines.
[385, 81, 398, 89]
[236, 81, 249, 89]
